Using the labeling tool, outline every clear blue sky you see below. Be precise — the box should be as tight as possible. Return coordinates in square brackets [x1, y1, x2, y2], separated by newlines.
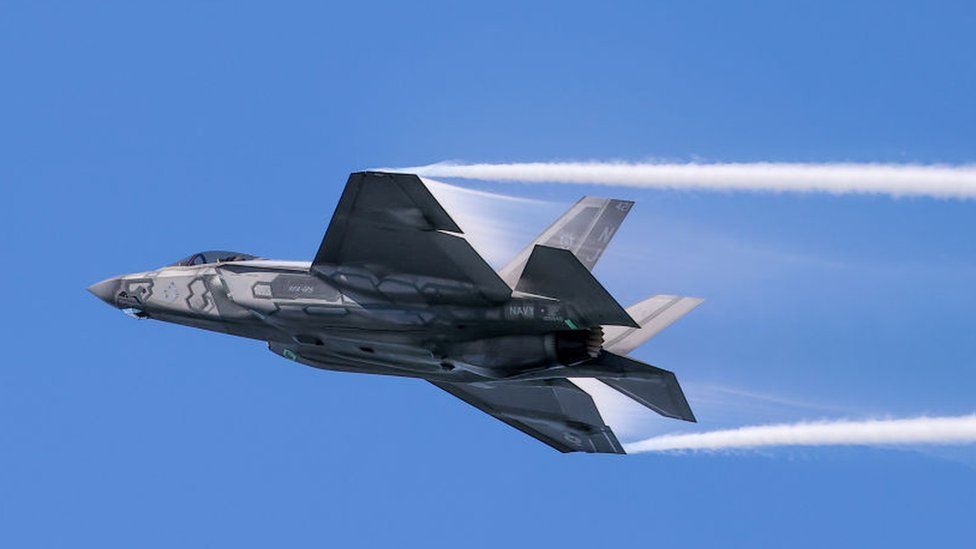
[3, 1, 976, 547]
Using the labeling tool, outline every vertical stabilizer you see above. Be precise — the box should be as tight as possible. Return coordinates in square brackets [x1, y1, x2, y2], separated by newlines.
[499, 197, 633, 288]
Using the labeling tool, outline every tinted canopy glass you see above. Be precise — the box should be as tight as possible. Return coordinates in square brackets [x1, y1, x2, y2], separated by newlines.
[170, 250, 258, 267]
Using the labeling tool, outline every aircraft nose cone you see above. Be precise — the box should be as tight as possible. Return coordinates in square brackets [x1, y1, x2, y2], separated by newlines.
[87, 277, 121, 306]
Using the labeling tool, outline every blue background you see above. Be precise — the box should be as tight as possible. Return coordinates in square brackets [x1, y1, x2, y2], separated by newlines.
[3, 1, 976, 547]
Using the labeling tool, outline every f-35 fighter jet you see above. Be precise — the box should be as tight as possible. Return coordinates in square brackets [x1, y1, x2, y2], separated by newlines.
[89, 172, 702, 454]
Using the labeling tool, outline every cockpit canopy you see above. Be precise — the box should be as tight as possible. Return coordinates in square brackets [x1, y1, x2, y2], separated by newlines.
[170, 250, 258, 267]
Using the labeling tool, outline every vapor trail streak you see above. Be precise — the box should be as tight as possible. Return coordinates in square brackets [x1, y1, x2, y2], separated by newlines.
[623, 415, 976, 453]
[403, 162, 976, 199]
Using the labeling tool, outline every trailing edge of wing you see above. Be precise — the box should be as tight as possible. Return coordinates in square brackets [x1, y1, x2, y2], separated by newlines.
[515, 245, 638, 328]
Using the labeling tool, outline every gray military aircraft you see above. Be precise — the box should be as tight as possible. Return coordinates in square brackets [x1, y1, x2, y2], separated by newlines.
[89, 172, 702, 454]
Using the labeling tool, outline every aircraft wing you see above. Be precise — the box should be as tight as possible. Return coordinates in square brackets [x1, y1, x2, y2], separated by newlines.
[312, 172, 511, 303]
[431, 378, 625, 454]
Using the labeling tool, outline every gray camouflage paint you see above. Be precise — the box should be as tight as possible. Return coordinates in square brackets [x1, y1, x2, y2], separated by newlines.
[92, 259, 582, 382]
[89, 172, 701, 454]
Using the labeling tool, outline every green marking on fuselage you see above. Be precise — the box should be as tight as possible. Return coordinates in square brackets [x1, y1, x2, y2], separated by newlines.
[564, 319, 578, 329]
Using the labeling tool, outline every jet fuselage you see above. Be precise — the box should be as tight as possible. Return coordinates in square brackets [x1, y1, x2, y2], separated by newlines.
[89, 259, 596, 382]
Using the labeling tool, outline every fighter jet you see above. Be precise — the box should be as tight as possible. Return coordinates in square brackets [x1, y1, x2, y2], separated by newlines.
[89, 172, 702, 454]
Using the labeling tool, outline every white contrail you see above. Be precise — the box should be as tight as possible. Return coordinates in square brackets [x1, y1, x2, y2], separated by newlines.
[624, 415, 976, 453]
[401, 161, 976, 199]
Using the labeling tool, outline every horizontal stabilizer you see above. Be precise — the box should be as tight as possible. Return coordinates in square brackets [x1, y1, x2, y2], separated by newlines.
[603, 295, 703, 355]
[589, 351, 696, 422]
[515, 245, 638, 328]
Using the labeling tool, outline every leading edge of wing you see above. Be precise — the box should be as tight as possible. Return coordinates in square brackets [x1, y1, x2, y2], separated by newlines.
[312, 172, 510, 302]
[315, 172, 461, 265]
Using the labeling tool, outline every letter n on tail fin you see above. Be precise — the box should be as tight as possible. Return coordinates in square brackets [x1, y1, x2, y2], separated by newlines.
[499, 197, 634, 288]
